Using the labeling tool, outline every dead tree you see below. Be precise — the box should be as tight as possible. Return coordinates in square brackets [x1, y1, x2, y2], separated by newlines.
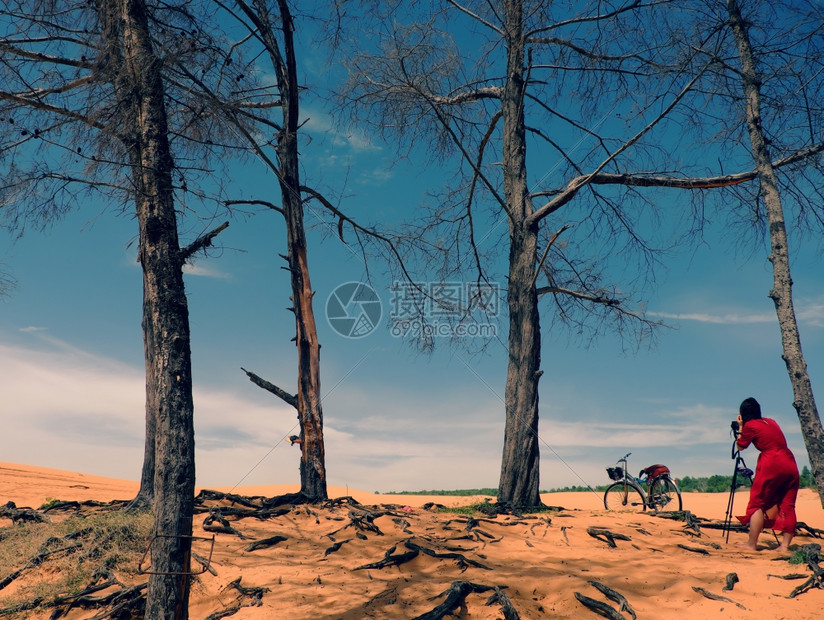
[186, 0, 331, 500]
[0, 2, 240, 616]
[724, 0, 824, 506]
[0, 0, 231, 517]
[335, 0, 824, 508]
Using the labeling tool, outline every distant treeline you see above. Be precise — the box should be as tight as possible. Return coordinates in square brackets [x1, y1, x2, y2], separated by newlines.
[381, 488, 499, 496]
[385, 466, 816, 496]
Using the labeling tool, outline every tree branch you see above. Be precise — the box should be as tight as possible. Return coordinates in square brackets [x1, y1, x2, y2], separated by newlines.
[529, 140, 824, 221]
[181, 221, 229, 262]
[240, 367, 297, 409]
[225, 199, 283, 214]
[536, 284, 620, 306]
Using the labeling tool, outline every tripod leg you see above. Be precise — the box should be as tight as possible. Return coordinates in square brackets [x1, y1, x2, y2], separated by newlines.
[723, 464, 740, 544]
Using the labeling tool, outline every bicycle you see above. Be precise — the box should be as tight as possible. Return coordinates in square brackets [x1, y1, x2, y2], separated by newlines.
[603, 452, 683, 512]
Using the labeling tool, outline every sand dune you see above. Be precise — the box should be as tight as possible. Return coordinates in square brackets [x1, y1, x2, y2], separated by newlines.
[1, 462, 823, 619]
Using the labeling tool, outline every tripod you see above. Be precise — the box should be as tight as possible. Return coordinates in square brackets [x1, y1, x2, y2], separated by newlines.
[722, 436, 753, 544]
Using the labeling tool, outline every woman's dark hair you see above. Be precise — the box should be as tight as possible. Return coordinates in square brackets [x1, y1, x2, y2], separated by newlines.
[740, 397, 762, 424]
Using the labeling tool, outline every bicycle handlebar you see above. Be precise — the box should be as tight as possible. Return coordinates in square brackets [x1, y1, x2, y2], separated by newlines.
[618, 452, 632, 462]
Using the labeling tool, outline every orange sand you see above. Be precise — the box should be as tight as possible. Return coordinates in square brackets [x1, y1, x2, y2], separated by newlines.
[1, 462, 822, 619]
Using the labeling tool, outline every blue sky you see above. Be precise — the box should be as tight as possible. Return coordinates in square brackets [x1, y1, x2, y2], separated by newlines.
[2, 127, 821, 495]
[1, 8, 823, 498]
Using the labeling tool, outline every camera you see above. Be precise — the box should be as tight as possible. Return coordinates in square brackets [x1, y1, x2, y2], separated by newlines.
[730, 420, 740, 433]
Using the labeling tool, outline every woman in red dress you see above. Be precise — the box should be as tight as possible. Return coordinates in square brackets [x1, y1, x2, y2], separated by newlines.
[734, 397, 800, 551]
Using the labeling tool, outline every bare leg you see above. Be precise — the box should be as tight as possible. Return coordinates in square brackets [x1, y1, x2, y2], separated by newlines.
[737, 509, 764, 551]
[775, 530, 793, 553]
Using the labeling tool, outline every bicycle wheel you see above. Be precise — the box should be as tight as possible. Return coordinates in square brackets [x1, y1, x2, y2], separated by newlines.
[647, 476, 683, 512]
[603, 481, 646, 511]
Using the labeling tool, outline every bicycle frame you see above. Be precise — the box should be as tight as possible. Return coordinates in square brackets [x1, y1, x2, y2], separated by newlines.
[604, 453, 683, 512]
[610, 453, 648, 508]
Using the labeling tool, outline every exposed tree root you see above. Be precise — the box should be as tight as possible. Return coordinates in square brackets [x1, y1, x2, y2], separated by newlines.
[574, 591, 626, 619]
[203, 510, 247, 539]
[788, 543, 824, 598]
[796, 522, 824, 539]
[0, 501, 48, 524]
[413, 580, 514, 620]
[677, 544, 709, 555]
[323, 539, 350, 556]
[354, 544, 419, 570]
[245, 535, 288, 552]
[404, 541, 491, 571]
[586, 527, 631, 548]
[722, 572, 739, 591]
[204, 577, 269, 619]
[0, 539, 82, 591]
[588, 581, 636, 619]
[485, 585, 520, 619]
[692, 586, 746, 609]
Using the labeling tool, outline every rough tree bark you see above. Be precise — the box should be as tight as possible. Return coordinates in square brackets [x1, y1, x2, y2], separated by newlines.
[275, 0, 326, 501]
[235, 0, 327, 500]
[115, 0, 196, 616]
[497, 0, 541, 508]
[727, 0, 824, 506]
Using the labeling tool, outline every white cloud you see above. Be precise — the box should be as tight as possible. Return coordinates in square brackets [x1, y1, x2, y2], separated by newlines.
[301, 106, 381, 154]
[650, 296, 824, 327]
[183, 262, 230, 279]
[0, 331, 295, 488]
[649, 310, 774, 324]
[0, 330, 807, 494]
[797, 296, 824, 327]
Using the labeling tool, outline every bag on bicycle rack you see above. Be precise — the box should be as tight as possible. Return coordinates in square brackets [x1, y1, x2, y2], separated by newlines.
[606, 467, 623, 481]
[639, 464, 670, 479]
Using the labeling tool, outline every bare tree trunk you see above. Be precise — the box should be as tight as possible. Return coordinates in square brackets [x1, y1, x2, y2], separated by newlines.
[118, 0, 196, 615]
[95, 0, 157, 510]
[728, 0, 824, 506]
[497, 0, 542, 508]
[132, 385, 156, 508]
[254, 0, 327, 500]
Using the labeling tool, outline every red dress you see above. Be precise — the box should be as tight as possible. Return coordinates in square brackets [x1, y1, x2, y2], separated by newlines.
[736, 418, 800, 533]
